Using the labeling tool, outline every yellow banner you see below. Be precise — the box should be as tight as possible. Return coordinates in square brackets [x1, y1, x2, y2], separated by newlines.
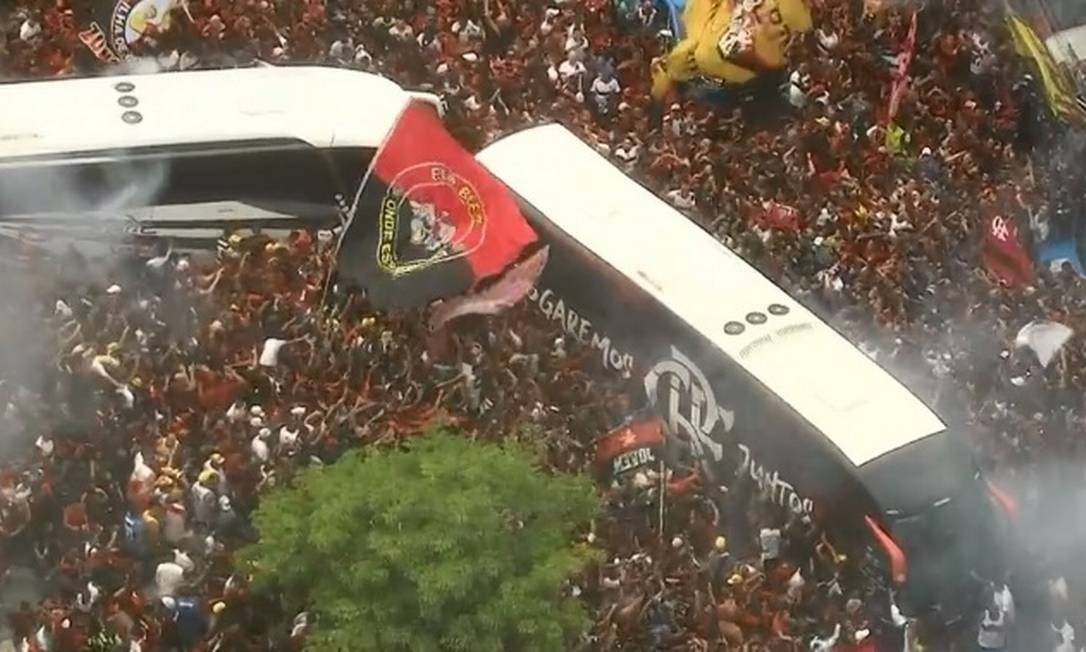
[1006, 14, 1086, 124]
[652, 0, 812, 100]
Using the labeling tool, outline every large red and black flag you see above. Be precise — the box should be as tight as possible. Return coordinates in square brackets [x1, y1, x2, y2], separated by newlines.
[337, 102, 538, 309]
[981, 214, 1034, 288]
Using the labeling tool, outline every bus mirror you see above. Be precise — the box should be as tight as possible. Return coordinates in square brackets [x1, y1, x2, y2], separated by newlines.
[864, 515, 907, 585]
[985, 479, 1018, 520]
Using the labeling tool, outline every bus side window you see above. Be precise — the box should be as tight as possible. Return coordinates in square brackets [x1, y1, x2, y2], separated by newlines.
[0, 141, 373, 220]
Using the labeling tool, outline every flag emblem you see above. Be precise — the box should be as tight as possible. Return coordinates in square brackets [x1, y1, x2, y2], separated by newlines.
[377, 162, 486, 276]
[337, 102, 538, 309]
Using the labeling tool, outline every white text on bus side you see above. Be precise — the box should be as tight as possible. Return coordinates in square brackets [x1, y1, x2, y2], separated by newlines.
[528, 287, 634, 373]
[738, 443, 815, 516]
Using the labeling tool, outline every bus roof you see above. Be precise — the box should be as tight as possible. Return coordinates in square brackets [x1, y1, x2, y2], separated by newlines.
[0, 66, 431, 160]
[477, 124, 946, 467]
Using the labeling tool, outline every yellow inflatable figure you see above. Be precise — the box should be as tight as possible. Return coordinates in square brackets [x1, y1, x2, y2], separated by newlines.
[652, 0, 813, 100]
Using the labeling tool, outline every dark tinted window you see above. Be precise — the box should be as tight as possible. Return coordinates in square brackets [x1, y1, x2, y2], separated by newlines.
[0, 140, 373, 225]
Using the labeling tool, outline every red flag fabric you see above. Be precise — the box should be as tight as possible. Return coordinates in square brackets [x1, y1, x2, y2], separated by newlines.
[337, 102, 538, 308]
[865, 515, 907, 585]
[759, 200, 802, 232]
[982, 215, 1034, 287]
[885, 11, 918, 123]
[595, 416, 666, 478]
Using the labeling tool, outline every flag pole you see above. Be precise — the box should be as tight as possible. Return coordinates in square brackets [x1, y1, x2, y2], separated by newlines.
[320, 100, 417, 312]
[658, 458, 666, 544]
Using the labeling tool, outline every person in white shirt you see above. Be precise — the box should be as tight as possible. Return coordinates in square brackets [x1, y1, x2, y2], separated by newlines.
[636, 0, 657, 28]
[614, 137, 641, 170]
[976, 604, 1006, 650]
[154, 560, 185, 598]
[452, 17, 483, 45]
[251, 427, 273, 463]
[1052, 619, 1076, 652]
[540, 7, 560, 36]
[666, 185, 696, 210]
[816, 25, 839, 52]
[388, 19, 413, 42]
[354, 44, 373, 67]
[789, 68, 809, 109]
[279, 406, 309, 453]
[191, 472, 218, 528]
[590, 69, 621, 117]
[564, 24, 588, 55]
[328, 39, 351, 63]
[558, 50, 587, 92]
[19, 17, 41, 42]
[259, 337, 288, 367]
[759, 526, 782, 567]
[662, 104, 694, 138]
[992, 581, 1015, 625]
[809, 623, 840, 652]
[163, 500, 187, 545]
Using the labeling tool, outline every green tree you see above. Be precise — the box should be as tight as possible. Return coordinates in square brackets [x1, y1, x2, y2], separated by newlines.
[239, 427, 600, 651]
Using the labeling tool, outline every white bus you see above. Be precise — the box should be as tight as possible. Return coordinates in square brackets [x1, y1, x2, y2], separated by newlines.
[477, 124, 1010, 621]
[0, 66, 441, 255]
[1041, 3, 1086, 65]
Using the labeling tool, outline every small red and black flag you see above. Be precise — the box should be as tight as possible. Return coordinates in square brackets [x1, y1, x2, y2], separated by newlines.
[981, 215, 1034, 288]
[336, 102, 538, 309]
[595, 416, 667, 479]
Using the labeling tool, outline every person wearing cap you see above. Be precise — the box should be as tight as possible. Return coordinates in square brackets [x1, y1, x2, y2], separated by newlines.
[191, 471, 218, 529]
[703, 534, 732, 587]
[203, 453, 230, 495]
[662, 102, 692, 139]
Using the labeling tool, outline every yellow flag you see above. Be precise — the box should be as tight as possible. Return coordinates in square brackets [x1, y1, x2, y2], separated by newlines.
[885, 122, 908, 156]
[652, 0, 813, 100]
[1006, 14, 1086, 124]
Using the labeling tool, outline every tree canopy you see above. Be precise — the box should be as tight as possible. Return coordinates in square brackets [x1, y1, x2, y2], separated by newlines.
[238, 428, 600, 651]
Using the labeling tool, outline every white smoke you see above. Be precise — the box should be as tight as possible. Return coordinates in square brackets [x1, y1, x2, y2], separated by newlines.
[0, 138, 172, 454]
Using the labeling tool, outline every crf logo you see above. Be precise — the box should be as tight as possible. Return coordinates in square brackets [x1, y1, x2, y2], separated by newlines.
[990, 216, 1011, 242]
[644, 347, 735, 462]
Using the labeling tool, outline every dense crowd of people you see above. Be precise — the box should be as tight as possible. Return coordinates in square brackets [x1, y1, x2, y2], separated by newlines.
[3, 0, 1086, 649]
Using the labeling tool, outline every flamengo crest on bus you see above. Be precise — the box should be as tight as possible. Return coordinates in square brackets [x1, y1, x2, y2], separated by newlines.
[644, 346, 734, 462]
[645, 346, 814, 515]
